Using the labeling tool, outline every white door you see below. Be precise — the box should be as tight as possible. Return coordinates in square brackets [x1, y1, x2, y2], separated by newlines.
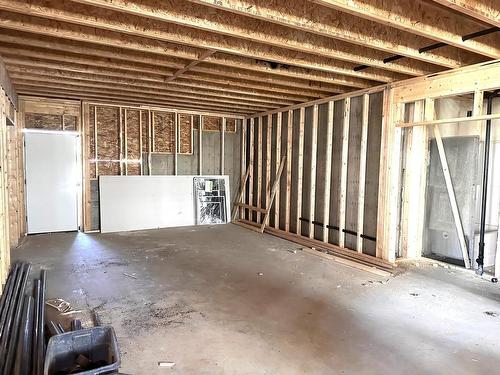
[25, 132, 79, 233]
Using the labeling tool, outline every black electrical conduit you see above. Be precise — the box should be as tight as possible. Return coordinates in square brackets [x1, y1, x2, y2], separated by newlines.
[298, 217, 377, 242]
[476, 89, 500, 275]
[354, 27, 499, 72]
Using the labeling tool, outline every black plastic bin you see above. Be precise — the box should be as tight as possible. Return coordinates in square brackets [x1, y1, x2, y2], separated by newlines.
[44, 326, 120, 375]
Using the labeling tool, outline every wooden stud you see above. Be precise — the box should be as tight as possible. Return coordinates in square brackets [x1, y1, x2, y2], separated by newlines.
[323, 101, 334, 243]
[124, 108, 128, 175]
[309, 105, 319, 239]
[296, 107, 305, 234]
[148, 110, 152, 175]
[221, 116, 226, 175]
[139, 109, 143, 175]
[94, 105, 98, 177]
[356, 94, 370, 252]
[265, 115, 272, 225]
[256, 117, 262, 223]
[429, 98, 471, 268]
[174, 112, 178, 175]
[261, 155, 287, 233]
[119, 107, 123, 175]
[285, 109, 293, 232]
[239, 118, 246, 218]
[339, 97, 350, 248]
[248, 118, 255, 221]
[233, 165, 251, 221]
[274, 112, 282, 228]
[199, 115, 203, 175]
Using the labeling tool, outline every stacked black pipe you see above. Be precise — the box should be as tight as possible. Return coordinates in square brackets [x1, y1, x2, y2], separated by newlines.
[0, 262, 47, 375]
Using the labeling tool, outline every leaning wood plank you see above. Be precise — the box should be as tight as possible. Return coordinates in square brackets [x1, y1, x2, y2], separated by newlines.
[232, 164, 251, 221]
[357, 94, 369, 252]
[296, 107, 305, 235]
[261, 155, 287, 233]
[257, 117, 263, 223]
[431, 102, 471, 268]
[309, 105, 319, 239]
[323, 101, 334, 243]
[302, 247, 392, 277]
[285, 109, 293, 232]
[339, 97, 350, 247]
[274, 112, 282, 229]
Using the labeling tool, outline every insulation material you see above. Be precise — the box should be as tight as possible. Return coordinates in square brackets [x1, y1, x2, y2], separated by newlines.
[96, 106, 120, 176]
[63, 115, 77, 131]
[153, 111, 174, 153]
[179, 114, 193, 155]
[25, 113, 62, 130]
[125, 109, 141, 176]
[203, 116, 221, 131]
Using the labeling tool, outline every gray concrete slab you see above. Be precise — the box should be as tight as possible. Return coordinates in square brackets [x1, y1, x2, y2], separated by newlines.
[12, 225, 500, 374]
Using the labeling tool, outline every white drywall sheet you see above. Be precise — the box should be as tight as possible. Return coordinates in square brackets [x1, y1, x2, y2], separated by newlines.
[25, 132, 79, 234]
[99, 175, 230, 233]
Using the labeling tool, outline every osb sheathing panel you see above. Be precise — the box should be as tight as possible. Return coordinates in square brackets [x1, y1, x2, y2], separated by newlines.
[179, 114, 192, 155]
[153, 111, 174, 153]
[125, 109, 140, 159]
[203, 116, 237, 132]
[96, 106, 120, 176]
[64, 115, 77, 131]
[25, 113, 62, 130]
[226, 118, 236, 132]
[141, 110, 149, 153]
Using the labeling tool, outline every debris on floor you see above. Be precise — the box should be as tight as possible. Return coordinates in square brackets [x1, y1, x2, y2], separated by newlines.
[158, 361, 176, 368]
[484, 311, 499, 317]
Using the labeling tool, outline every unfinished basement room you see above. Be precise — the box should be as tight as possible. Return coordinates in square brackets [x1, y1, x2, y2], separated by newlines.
[0, 1, 500, 374]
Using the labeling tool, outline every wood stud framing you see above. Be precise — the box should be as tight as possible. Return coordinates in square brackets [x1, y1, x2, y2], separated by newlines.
[356, 94, 369, 252]
[308, 105, 319, 239]
[339, 97, 350, 248]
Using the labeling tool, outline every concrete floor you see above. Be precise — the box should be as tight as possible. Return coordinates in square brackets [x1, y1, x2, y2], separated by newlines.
[12, 224, 500, 375]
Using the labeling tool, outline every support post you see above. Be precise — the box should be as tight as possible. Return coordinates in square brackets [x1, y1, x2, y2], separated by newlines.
[199, 115, 203, 175]
[256, 117, 262, 223]
[296, 107, 305, 235]
[309, 105, 318, 239]
[323, 101, 334, 243]
[357, 94, 369, 252]
[285, 109, 293, 232]
[339, 98, 350, 248]
[221, 117, 225, 175]
[274, 112, 282, 228]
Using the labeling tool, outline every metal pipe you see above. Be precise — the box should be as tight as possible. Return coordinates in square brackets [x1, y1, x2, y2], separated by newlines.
[476, 90, 500, 275]
[14, 295, 34, 375]
[37, 269, 47, 375]
[2, 262, 31, 375]
[0, 263, 21, 336]
[31, 279, 41, 374]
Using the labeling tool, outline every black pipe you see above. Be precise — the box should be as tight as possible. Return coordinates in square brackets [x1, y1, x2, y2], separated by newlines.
[37, 269, 47, 375]
[2, 263, 31, 375]
[0, 263, 21, 336]
[462, 27, 499, 41]
[13, 295, 34, 375]
[0, 263, 27, 366]
[476, 90, 500, 275]
[31, 279, 41, 374]
[299, 217, 377, 242]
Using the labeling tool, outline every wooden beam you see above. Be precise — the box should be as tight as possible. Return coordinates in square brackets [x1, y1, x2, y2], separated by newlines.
[0, 1, 409, 83]
[429, 98, 471, 268]
[0, 30, 370, 94]
[339, 97, 350, 248]
[431, 0, 500, 28]
[285, 110, 293, 232]
[356, 94, 369, 252]
[14, 83, 258, 114]
[235, 202, 267, 213]
[309, 105, 319, 239]
[10, 73, 278, 112]
[274, 112, 282, 228]
[189, 0, 480, 69]
[296, 107, 305, 235]
[323, 101, 334, 243]
[397, 113, 500, 128]
[313, 0, 500, 58]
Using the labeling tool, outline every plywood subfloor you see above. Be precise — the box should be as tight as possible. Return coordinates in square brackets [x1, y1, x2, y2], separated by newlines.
[12, 225, 500, 374]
